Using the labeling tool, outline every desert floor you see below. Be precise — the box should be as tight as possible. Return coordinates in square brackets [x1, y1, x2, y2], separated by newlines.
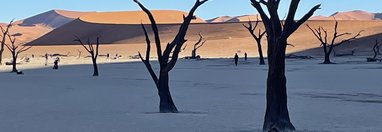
[0, 56, 381, 132]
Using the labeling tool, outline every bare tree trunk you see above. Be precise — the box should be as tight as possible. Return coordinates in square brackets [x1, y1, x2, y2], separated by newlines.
[92, 57, 99, 76]
[307, 21, 362, 64]
[0, 20, 14, 64]
[191, 49, 197, 58]
[158, 71, 178, 113]
[190, 32, 206, 59]
[263, 38, 295, 131]
[135, 0, 207, 113]
[74, 36, 100, 76]
[323, 53, 332, 64]
[257, 40, 265, 65]
[250, 1, 321, 131]
[0, 45, 4, 64]
[373, 40, 380, 60]
[373, 51, 378, 59]
[11, 53, 17, 72]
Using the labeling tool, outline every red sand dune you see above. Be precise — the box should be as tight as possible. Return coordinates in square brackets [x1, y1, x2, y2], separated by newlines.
[1, 10, 91, 43]
[226, 14, 261, 22]
[207, 15, 261, 23]
[26, 19, 382, 59]
[2, 10, 205, 44]
[4, 10, 382, 58]
[311, 10, 382, 20]
[20, 9, 92, 28]
[79, 10, 205, 24]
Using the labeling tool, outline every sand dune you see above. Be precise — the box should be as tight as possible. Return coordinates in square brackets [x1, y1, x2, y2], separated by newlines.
[1, 9, 205, 45]
[79, 10, 205, 24]
[0, 10, 91, 44]
[1, 21, 51, 43]
[20, 10, 91, 28]
[207, 15, 261, 23]
[311, 10, 382, 20]
[206, 16, 233, 23]
[7, 24, 52, 43]
[210, 10, 382, 21]
[22, 20, 382, 59]
[226, 14, 261, 22]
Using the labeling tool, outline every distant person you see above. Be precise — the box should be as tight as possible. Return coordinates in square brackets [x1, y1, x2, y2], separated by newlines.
[234, 53, 239, 66]
[44, 53, 48, 66]
[107, 53, 110, 62]
[53, 57, 60, 70]
[32, 54, 35, 58]
[244, 52, 248, 61]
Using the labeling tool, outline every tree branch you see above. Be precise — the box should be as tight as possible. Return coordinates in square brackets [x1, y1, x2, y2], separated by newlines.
[163, 0, 208, 61]
[73, 36, 91, 53]
[133, 0, 163, 65]
[95, 37, 100, 58]
[196, 39, 207, 49]
[17, 45, 32, 54]
[250, 0, 271, 29]
[285, 4, 321, 37]
[138, 52, 159, 85]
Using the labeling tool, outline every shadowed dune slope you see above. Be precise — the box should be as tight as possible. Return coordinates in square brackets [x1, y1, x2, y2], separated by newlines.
[79, 10, 205, 24]
[206, 16, 233, 23]
[1, 10, 91, 43]
[20, 10, 91, 28]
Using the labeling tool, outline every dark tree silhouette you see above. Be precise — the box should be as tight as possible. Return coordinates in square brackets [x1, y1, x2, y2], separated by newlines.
[0, 20, 14, 64]
[78, 49, 82, 59]
[134, 0, 208, 113]
[191, 32, 207, 59]
[74, 36, 100, 76]
[372, 39, 381, 60]
[4, 33, 32, 72]
[307, 20, 362, 64]
[367, 39, 381, 62]
[243, 17, 266, 65]
[250, 0, 321, 131]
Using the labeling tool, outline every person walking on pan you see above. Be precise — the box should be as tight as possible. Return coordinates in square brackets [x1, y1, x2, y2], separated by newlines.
[244, 52, 248, 61]
[53, 57, 60, 70]
[234, 53, 239, 66]
[106, 53, 110, 62]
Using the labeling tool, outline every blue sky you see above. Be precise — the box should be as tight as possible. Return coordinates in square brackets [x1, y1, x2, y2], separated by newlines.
[0, 0, 381, 22]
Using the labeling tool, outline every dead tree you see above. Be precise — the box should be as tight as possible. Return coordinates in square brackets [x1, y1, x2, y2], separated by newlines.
[74, 36, 100, 76]
[373, 40, 381, 60]
[251, 0, 321, 131]
[134, 0, 208, 113]
[191, 33, 207, 59]
[4, 33, 32, 72]
[78, 50, 82, 59]
[307, 20, 362, 64]
[243, 17, 266, 65]
[367, 39, 381, 62]
[0, 20, 14, 64]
